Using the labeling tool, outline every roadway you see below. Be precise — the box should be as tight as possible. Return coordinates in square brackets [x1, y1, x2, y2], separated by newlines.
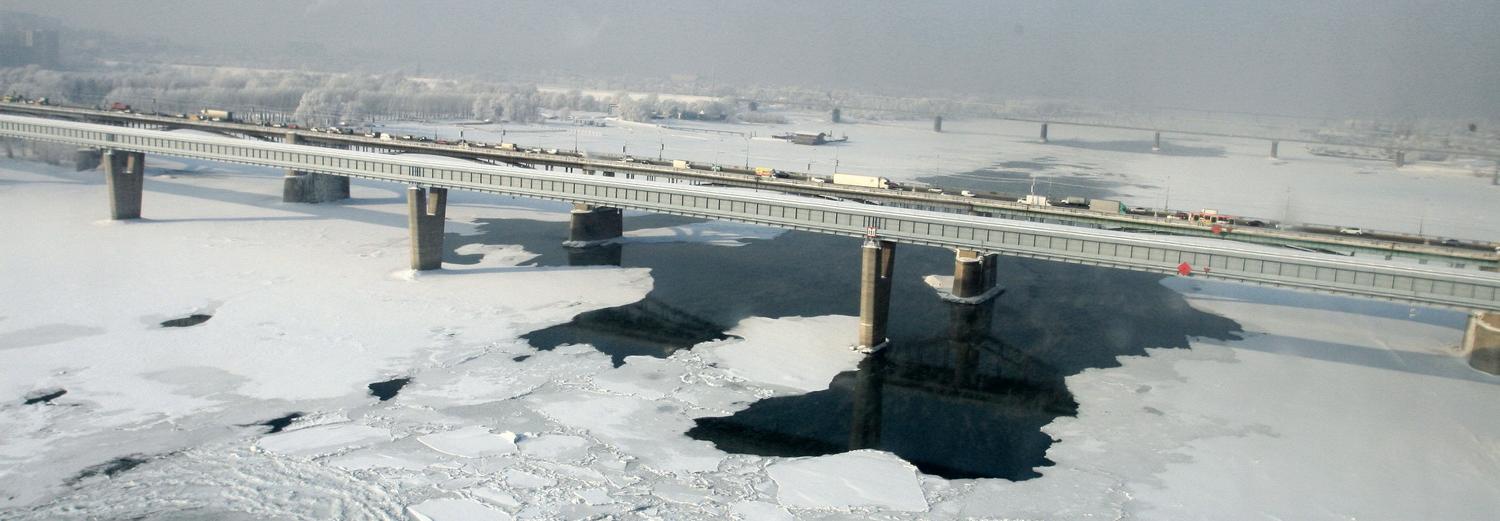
[1, 101, 1496, 271]
[2, 113, 1497, 312]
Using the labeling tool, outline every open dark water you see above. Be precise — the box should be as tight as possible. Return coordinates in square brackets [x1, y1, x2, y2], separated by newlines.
[448, 212, 1240, 480]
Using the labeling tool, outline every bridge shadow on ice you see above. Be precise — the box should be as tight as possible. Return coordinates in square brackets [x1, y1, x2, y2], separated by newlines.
[453, 216, 1242, 479]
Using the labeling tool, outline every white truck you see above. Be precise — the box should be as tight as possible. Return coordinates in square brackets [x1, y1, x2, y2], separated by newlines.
[832, 173, 891, 189]
[1018, 194, 1050, 206]
[672, 160, 690, 169]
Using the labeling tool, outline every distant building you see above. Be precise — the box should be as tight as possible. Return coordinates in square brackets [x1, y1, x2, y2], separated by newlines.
[0, 29, 60, 68]
[790, 131, 830, 145]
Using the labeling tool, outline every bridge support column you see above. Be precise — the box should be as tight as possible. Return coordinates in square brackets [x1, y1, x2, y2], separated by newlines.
[283, 171, 349, 203]
[983, 253, 1000, 289]
[933, 115, 943, 133]
[407, 186, 447, 271]
[1394, 151, 1406, 168]
[567, 204, 623, 246]
[952, 249, 985, 299]
[1465, 312, 1500, 375]
[74, 148, 102, 171]
[1153, 132, 1162, 152]
[104, 150, 145, 220]
[1270, 140, 1279, 159]
[1040, 123, 1049, 143]
[281, 132, 349, 203]
[950, 250, 1002, 303]
[858, 239, 897, 351]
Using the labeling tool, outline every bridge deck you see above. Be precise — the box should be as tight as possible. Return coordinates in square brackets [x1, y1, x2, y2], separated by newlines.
[2, 114, 1496, 312]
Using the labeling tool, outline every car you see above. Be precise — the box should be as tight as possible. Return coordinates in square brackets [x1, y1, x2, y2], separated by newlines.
[1338, 227, 1365, 236]
[1440, 239, 1461, 247]
[960, 190, 976, 197]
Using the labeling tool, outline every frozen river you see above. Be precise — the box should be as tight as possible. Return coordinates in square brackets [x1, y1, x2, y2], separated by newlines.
[1, 117, 1498, 519]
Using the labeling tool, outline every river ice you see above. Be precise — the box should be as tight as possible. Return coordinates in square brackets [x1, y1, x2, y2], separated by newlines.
[1, 110, 1497, 519]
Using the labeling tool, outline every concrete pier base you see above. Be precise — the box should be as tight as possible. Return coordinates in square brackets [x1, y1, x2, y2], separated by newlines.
[104, 150, 145, 220]
[74, 148, 102, 171]
[1270, 140, 1279, 159]
[407, 186, 448, 271]
[1153, 132, 1162, 152]
[566, 203, 623, 246]
[952, 249, 985, 299]
[1465, 312, 1500, 375]
[1394, 151, 1406, 168]
[857, 239, 897, 351]
[933, 115, 943, 133]
[282, 131, 349, 203]
[934, 250, 1002, 304]
[1040, 123, 1049, 143]
[282, 171, 349, 203]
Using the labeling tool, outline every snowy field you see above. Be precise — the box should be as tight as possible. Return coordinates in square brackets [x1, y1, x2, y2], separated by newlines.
[0, 125, 1498, 520]
[378, 110, 1499, 241]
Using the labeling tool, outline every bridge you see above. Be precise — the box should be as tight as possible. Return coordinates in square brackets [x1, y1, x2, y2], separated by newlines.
[1, 113, 1497, 374]
[2, 101, 1495, 271]
[759, 98, 1500, 163]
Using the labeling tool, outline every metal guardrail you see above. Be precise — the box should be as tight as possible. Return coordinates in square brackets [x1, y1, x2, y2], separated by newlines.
[2, 114, 1497, 312]
[2, 101, 1494, 269]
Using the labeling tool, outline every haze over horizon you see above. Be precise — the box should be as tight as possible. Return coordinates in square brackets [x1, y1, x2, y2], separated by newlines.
[3, 0, 1498, 119]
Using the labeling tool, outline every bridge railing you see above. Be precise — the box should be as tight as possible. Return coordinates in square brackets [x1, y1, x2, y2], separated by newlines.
[2, 114, 1497, 312]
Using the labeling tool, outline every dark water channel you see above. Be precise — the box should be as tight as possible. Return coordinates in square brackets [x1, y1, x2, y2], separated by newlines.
[450, 213, 1240, 480]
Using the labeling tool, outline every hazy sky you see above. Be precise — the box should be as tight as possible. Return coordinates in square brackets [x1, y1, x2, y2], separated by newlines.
[5, 0, 1497, 118]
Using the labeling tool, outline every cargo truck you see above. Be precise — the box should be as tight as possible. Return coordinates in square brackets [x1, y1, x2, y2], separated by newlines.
[673, 160, 690, 169]
[832, 173, 891, 189]
[1088, 198, 1125, 214]
[200, 109, 235, 121]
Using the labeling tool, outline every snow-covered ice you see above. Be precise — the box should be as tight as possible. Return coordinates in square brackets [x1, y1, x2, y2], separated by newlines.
[2, 109, 1498, 520]
[767, 449, 928, 511]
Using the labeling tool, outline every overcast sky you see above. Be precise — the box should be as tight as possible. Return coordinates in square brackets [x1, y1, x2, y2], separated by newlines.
[5, 0, 1497, 118]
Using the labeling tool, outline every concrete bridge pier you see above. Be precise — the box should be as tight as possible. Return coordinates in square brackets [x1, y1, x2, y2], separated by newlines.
[1394, 151, 1406, 168]
[1465, 312, 1500, 375]
[567, 203, 623, 245]
[1270, 140, 1279, 159]
[933, 115, 943, 133]
[1153, 132, 1162, 152]
[74, 148, 102, 171]
[282, 132, 349, 203]
[1040, 123, 1049, 143]
[407, 186, 448, 271]
[858, 239, 897, 351]
[951, 250, 1002, 302]
[952, 249, 985, 298]
[104, 150, 145, 220]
